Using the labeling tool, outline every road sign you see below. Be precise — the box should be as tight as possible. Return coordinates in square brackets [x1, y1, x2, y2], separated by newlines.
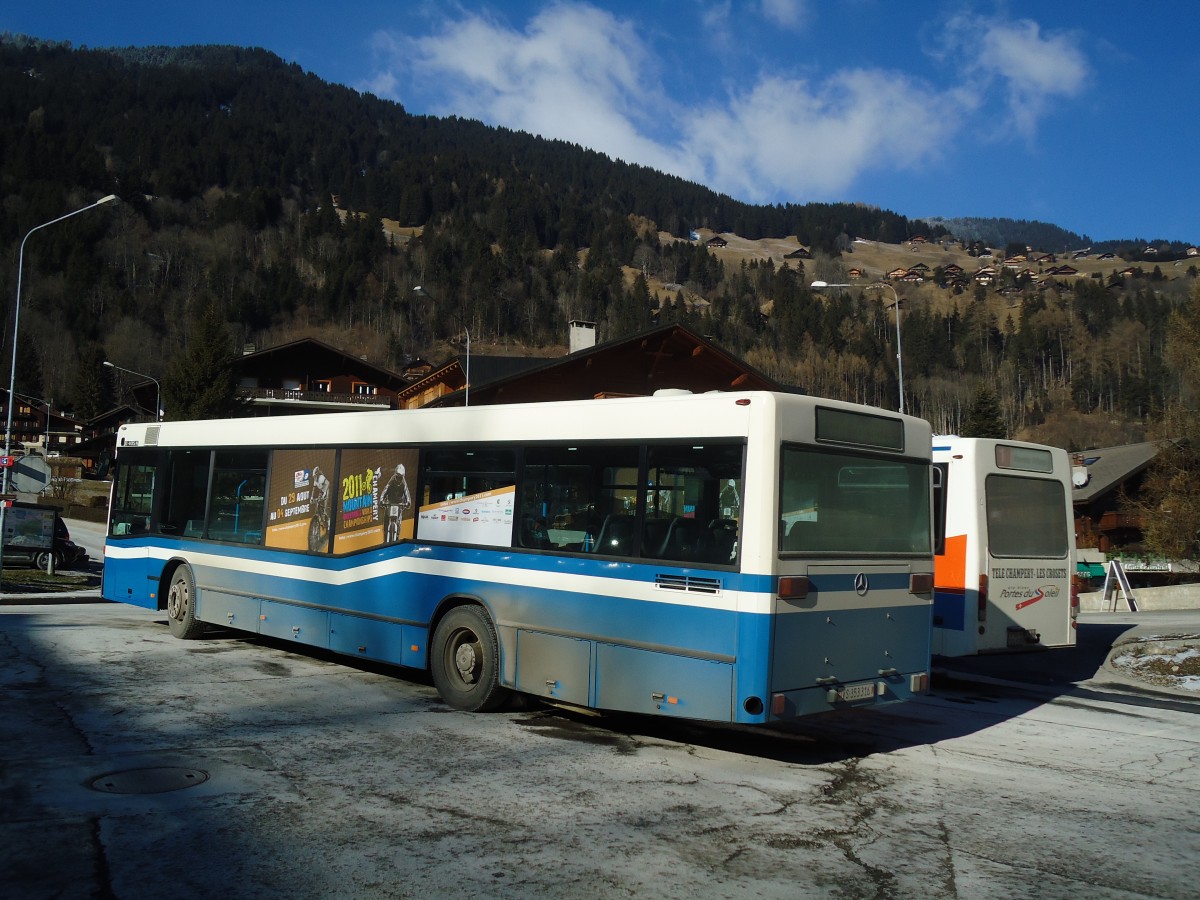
[9, 456, 51, 494]
[0, 456, 15, 468]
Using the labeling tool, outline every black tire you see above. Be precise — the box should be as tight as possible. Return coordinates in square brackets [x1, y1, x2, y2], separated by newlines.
[166, 565, 205, 640]
[430, 605, 510, 712]
[34, 550, 54, 571]
[307, 515, 328, 552]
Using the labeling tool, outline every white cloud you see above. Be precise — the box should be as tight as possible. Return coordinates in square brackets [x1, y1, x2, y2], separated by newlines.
[364, 3, 1089, 205]
[683, 70, 957, 202]
[760, 0, 810, 31]
[944, 14, 1089, 137]
[372, 4, 683, 174]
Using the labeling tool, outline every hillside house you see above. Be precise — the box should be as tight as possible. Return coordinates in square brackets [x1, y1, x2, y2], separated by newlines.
[407, 323, 785, 408]
[0, 395, 86, 458]
[1071, 442, 1163, 554]
[233, 339, 419, 415]
[706, 235, 728, 248]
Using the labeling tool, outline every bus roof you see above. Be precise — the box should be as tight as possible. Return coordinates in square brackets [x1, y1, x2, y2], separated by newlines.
[116, 391, 931, 453]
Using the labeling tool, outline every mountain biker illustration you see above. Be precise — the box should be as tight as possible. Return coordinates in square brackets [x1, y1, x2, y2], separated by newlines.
[381, 463, 411, 542]
[308, 465, 332, 551]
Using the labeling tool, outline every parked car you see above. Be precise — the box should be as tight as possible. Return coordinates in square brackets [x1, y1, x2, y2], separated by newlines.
[3, 504, 89, 570]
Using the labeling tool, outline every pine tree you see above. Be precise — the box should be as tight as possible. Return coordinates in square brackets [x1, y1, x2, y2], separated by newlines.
[161, 304, 242, 420]
[69, 344, 115, 420]
[962, 385, 1005, 438]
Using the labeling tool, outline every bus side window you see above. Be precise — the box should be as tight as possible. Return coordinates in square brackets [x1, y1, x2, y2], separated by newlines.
[160, 450, 211, 537]
[643, 442, 744, 565]
[523, 445, 638, 555]
[932, 463, 948, 556]
[110, 458, 155, 537]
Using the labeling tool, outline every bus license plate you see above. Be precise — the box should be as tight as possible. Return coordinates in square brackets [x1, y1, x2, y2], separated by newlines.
[836, 683, 876, 703]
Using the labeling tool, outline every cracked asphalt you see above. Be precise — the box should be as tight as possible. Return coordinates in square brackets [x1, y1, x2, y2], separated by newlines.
[1, 603, 1197, 899]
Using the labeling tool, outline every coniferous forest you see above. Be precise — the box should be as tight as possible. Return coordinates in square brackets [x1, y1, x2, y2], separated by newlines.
[2, 36, 1198, 453]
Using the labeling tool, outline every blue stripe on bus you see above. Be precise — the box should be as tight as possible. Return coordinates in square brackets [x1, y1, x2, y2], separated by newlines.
[933, 588, 967, 631]
[104, 539, 930, 725]
[107, 536, 780, 593]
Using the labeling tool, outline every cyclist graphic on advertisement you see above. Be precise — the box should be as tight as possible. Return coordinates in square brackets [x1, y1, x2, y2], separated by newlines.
[308, 466, 332, 551]
[381, 463, 411, 542]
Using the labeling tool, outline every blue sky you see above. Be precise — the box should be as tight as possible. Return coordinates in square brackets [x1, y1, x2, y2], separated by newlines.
[6, 1, 1197, 243]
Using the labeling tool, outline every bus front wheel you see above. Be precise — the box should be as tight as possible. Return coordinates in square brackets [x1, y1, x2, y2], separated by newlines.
[166, 566, 205, 640]
[430, 605, 510, 712]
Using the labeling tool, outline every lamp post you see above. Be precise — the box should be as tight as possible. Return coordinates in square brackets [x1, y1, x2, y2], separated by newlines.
[103, 361, 161, 422]
[811, 280, 905, 414]
[413, 285, 470, 406]
[1, 194, 118, 587]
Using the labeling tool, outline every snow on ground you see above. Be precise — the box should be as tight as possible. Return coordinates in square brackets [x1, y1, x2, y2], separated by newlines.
[1110, 636, 1200, 692]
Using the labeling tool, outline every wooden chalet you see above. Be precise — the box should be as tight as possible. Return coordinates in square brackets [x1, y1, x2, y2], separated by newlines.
[1071, 442, 1163, 553]
[234, 339, 421, 415]
[413, 323, 787, 408]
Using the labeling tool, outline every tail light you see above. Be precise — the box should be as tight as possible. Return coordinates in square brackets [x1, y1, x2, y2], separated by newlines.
[1070, 574, 1082, 624]
[977, 573, 988, 623]
[778, 576, 810, 600]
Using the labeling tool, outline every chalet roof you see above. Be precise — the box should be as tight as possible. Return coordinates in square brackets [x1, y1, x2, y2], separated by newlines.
[425, 323, 788, 408]
[1071, 441, 1164, 504]
[235, 338, 409, 388]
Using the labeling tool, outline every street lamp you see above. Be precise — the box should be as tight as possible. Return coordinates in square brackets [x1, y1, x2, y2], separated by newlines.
[1, 194, 118, 587]
[103, 361, 161, 422]
[811, 280, 905, 414]
[413, 285, 471, 407]
[5, 194, 119, 475]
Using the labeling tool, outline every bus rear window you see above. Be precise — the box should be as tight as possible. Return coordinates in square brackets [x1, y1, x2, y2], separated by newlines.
[780, 447, 930, 555]
[985, 474, 1068, 558]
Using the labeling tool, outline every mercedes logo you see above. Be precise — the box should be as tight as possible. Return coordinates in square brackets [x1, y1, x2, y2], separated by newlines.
[854, 573, 869, 596]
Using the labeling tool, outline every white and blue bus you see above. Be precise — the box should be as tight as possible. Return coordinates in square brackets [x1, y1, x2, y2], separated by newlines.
[104, 391, 934, 724]
[931, 436, 1078, 656]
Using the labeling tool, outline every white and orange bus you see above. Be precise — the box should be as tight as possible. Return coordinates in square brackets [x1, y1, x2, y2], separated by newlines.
[932, 437, 1078, 656]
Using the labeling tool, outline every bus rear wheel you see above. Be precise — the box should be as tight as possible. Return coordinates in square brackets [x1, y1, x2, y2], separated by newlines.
[166, 565, 205, 640]
[431, 605, 510, 712]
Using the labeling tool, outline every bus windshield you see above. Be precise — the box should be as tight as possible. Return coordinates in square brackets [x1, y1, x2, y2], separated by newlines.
[985, 474, 1069, 558]
[780, 446, 930, 555]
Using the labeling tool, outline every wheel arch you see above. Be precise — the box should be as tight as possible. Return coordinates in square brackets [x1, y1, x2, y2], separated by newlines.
[426, 592, 500, 673]
[156, 557, 193, 612]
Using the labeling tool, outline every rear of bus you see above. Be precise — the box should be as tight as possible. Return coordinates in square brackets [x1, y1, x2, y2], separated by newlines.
[766, 400, 934, 720]
[932, 438, 1077, 656]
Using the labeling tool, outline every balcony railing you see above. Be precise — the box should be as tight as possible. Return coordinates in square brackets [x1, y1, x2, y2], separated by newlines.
[242, 388, 393, 408]
[1098, 511, 1143, 532]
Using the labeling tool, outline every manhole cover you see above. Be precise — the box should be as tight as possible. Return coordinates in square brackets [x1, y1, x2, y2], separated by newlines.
[90, 767, 210, 795]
